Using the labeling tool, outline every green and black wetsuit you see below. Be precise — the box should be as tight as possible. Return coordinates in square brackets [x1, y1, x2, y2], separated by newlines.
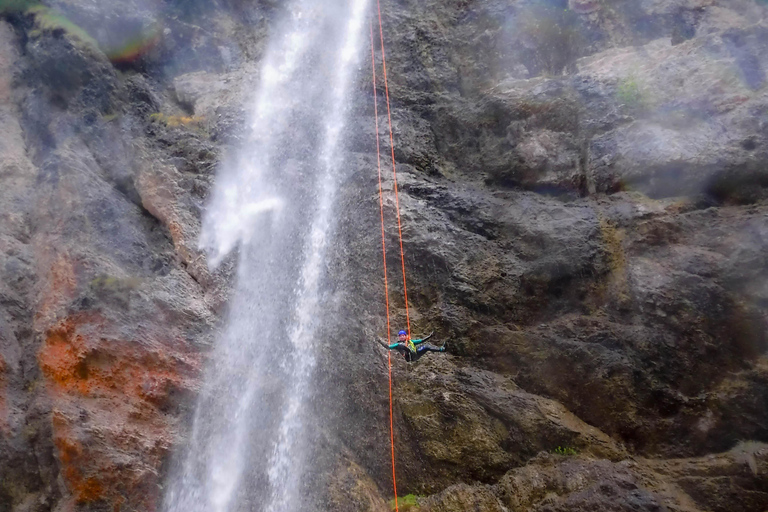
[377, 333, 445, 362]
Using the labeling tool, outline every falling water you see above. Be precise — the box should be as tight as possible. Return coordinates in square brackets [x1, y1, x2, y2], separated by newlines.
[164, 1, 369, 511]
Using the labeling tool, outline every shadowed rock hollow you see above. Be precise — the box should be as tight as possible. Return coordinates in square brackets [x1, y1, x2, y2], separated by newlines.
[0, 0, 767, 511]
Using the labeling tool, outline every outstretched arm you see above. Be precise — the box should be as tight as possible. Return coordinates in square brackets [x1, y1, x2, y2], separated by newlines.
[376, 339, 399, 350]
[412, 331, 434, 345]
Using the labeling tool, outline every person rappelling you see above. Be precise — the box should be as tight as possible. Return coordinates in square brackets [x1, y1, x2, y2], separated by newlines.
[377, 329, 447, 362]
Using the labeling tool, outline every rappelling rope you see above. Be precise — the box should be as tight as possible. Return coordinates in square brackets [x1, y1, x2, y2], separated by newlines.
[371, 0, 414, 508]
[376, 0, 412, 343]
[369, 20, 399, 512]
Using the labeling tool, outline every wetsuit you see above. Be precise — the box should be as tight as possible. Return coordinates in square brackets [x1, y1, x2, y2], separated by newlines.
[377, 333, 445, 362]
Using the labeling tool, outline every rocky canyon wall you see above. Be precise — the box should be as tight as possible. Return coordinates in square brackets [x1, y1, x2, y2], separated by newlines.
[0, 0, 767, 511]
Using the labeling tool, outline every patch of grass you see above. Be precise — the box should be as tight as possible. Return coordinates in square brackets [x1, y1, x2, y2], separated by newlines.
[599, 217, 626, 274]
[149, 112, 206, 129]
[90, 275, 143, 291]
[24, 378, 39, 393]
[22, 423, 37, 440]
[593, 216, 631, 310]
[553, 446, 578, 456]
[390, 494, 421, 511]
[616, 75, 648, 109]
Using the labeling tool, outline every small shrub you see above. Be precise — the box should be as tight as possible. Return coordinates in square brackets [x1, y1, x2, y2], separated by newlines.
[90, 275, 143, 291]
[553, 446, 578, 456]
[599, 217, 626, 273]
[390, 494, 421, 511]
[149, 112, 206, 129]
[616, 75, 647, 109]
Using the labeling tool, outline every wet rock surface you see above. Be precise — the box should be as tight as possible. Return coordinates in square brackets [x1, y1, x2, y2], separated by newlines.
[325, 0, 768, 508]
[0, 8, 227, 510]
[0, 0, 767, 511]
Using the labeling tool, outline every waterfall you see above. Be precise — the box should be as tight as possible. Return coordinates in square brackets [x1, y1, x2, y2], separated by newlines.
[164, 1, 370, 511]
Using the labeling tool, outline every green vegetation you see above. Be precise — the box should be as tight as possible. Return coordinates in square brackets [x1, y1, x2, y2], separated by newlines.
[599, 217, 627, 273]
[150, 112, 206, 129]
[553, 446, 578, 456]
[90, 275, 143, 292]
[616, 75, 647, 109]
[390, 494, 421, 511]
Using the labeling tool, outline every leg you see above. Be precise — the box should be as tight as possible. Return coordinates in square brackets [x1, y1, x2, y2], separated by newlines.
[417, 343, 445, 354]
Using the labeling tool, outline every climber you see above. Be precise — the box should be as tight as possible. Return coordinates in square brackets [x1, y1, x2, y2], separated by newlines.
[377, 330, 447, 362]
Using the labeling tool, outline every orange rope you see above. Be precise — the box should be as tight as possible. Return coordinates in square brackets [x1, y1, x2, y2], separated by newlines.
[370, 21, 398, 512]
[376, 0, 412, 342]
[372, 3, 413, 507]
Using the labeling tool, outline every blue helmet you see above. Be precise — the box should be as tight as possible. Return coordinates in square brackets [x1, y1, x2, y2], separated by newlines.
[398, 330, 407, 336]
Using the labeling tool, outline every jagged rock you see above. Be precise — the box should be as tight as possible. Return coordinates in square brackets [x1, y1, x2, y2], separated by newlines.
[327, 458, 390, 512]
[0, 21, 56, 512]
[383, 358, 626, 486]
[423, 445, 768, 511]
[420, 483, 504, 512]
[0, 10, 222, 511]
[45, 0, 245, 74]
[569, 0, 601, 14]
[1, 0, 768, 510]
[324, 0, 768, 506]
[644, 441, 768, 512]
[496, 456, 679, 511]
[581, 29, 768, 200]
[172, 67, 257, 118]
[22, 25, 116, 114]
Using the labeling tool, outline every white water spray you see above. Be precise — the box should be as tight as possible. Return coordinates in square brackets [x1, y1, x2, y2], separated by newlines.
[164, 1, 370, 511]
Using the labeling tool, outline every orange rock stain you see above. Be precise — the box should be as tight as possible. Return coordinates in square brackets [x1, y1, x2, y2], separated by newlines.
[51, 424, 105, 504]
[39, 312, 202, 508]
[40, 313, 200, 400]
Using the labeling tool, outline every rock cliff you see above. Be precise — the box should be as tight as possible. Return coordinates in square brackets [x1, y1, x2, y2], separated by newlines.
[0, 0, 767, 511]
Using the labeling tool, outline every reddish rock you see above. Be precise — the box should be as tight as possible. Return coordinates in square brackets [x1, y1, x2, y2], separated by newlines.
[1, 0, 767, 510]
[39, 312, 202, 509]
